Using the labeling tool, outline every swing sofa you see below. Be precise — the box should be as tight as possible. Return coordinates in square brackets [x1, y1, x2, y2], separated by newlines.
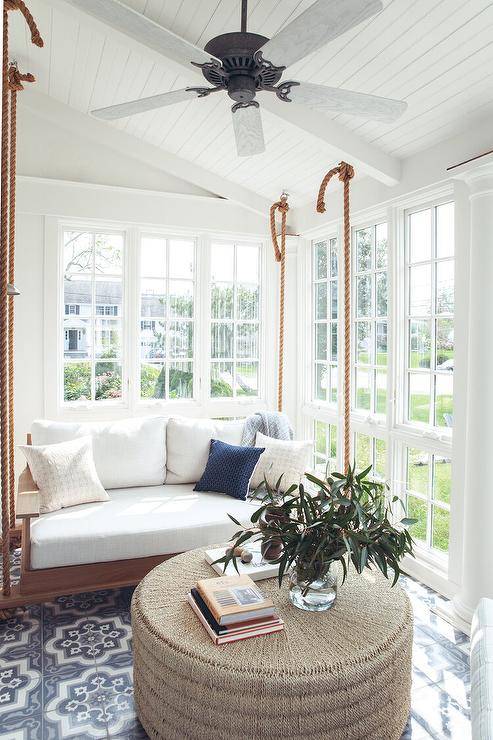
[14, 415, 261, 604]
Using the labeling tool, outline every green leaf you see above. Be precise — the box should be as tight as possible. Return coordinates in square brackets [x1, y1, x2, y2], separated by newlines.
[400, 517, 418, 527]
[227, 513, 242, 527]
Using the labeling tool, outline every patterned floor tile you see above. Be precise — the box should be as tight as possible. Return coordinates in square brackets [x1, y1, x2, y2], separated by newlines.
[0, 712, 43, 740]
[411, 682, 471, 739]
[43, 666, 110, 739]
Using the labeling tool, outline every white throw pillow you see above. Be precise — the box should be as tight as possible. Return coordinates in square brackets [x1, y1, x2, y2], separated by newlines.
[250, 432, 313, 491]
[166, 417, 245, 484]
[19, 436, 109, 514]
[30, 416, 168, 489]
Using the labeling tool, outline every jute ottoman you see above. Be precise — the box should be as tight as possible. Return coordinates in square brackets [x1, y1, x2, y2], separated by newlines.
[131, 547, 413, 740]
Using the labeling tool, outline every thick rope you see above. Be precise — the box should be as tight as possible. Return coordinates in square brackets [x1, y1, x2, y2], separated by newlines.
[316, 162, 355, 472]
[1, 6, 11, 596]
[270, 194, 289, 412]
[5, 0, 43, 46]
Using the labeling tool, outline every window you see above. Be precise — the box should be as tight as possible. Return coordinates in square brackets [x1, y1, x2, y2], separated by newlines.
[354, 433, 386, 480]
[139, 235, 195, 401]
[353, 223, 388, 415]
[62, 230, 124, 403]
[314, 420, 337, 475]
[210, 241, 261, 399]
[405, 447, 451, 554]
[406, 203, 454, 428]
[313, 238, 338, 403]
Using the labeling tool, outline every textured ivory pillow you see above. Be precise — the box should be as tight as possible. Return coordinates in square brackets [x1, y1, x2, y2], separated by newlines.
[19, 436, 109, 514]
[250, 432, 313, 491]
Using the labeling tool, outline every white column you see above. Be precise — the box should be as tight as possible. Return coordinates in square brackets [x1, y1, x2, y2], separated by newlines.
[449, 161, 493, 629]
[281, 235, 300, 432]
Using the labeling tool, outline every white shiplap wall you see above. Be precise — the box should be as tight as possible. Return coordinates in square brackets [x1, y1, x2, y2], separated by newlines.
[8, 0, 493, 203]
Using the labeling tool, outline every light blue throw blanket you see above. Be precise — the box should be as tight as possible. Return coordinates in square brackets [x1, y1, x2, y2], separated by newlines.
[241, 411, 294, 447]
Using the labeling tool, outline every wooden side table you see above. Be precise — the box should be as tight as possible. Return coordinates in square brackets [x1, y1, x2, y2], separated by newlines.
[131, 547, 413, 740]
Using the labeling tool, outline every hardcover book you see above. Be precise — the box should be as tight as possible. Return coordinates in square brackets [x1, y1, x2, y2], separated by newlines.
[187, 593, 284, 645]
[196, 574, 275, 625]
[204, 547, 279, 581]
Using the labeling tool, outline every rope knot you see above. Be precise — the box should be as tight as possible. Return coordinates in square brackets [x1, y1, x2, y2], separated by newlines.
[8, 64, 35, 91]
[316, 161, 355, 214]
[338, 162, 355, 184]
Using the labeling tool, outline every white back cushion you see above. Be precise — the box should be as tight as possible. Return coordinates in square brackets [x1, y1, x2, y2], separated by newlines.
[250, 432, 312, 491]
[30, 417, 167, 489]
[166, 417, 245, 484]
[20, 436, 109, 514]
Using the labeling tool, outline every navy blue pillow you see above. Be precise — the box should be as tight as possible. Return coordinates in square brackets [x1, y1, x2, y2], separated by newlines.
[194, 439, 265, 501]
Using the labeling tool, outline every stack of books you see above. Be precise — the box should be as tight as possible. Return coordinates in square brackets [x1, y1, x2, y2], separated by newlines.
[187, 574, 284, 645]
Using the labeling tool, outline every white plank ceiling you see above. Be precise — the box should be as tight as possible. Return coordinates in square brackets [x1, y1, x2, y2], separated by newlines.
[9, 0, 493, 205]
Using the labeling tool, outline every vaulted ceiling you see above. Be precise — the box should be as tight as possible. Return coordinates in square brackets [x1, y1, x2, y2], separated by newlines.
[9, 0, 493, 209]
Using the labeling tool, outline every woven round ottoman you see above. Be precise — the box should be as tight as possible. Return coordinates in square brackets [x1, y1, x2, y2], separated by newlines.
[131, 548, 413, 740]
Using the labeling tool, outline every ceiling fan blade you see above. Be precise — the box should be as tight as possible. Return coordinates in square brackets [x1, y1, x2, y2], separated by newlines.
[232, 105, 265, 157]
[92, 88, 201, 120]
[62, 0, 216, 66]
[288, 82, 407, 122]
[259, 0, 383, 69]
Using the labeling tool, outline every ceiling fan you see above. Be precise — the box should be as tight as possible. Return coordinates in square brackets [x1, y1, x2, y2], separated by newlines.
[67, 0, 407, 157]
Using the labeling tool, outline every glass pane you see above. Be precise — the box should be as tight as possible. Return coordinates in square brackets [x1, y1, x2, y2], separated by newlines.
[95, 361, 122, 400]
[315, 421, 326, 455]
[141, 279, 166, 318]
[314, 455, 326, 475]
[211, 244, 234, 282]
[409, 264, 432, 316]
[64, 231, 93, 274]
[314, 241, 327, 280]
[376, 369, 386, 415]
[376, 223, 388, 269]
[407, 448, 429, 495]
[95, 234, 123, 274]
[409, 209, 431, 263]
[375, 439, 386, 479]
[169, 361, 193, 399]
[435, 373, 453, 428]
[141, 362, 165, 399]
[330, 281, 338, 319]
[236, 323, 258, 359]
[432, 506, 449, 552]
[211, 323, 233, 359]
[433, 456, 451, 504]
[211, 283, 233, 320]
[140, 319, 166, 360]
[169, 321, 193, 359]
[355, 368, 371, 410]
[64, 276, 92, 318]
[376, 272, 387, 317]
[236, 362, 258, 396]
[436, 318, 454, 371]
[315, 282, 327, 320]
[356, 228, 372, 271]
[407, 495, 427, 542]
[237, 245, 259, 284]
[408, 372, 430, 423]
[315, 363, 327, 401]
[376, 321, 387, 366]
[141, 237, 165, 278]
[436, 203, 454, 258]
[95, 319, 121, 359]
[95, 277, 122, 317]
[409, 320, 431, 369]
[330, 364, 338, 404]
[356, 322, 371, 364]
[64, 362, 91, 402]
[169, 240, 194, 279]
[315, 323, 327, 361]
[211, 361, 233, 397]
[329, 425, 337, 459]
[357, 275, 371, 317]
[330, 239, 338, 277]
[355, 433, 371, 471]
[330, 324, 338, 362]
[169, 280, 193, 318]
[436, 260, 454, 314]
[237, 284, 259, 320]
[63, 318, 91, 360]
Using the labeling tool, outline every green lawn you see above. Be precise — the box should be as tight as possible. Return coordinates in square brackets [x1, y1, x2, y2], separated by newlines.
[407, 457, 451, 552]
[409, 393, 453, 426]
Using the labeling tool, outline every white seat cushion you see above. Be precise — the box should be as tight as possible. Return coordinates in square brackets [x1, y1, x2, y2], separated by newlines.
[166, 417, 245, 484]
[30, 417, 168, 489]
[29, 484, 256, 569]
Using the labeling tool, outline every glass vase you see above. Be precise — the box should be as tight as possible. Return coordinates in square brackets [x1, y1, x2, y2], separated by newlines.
[288, 562, 337, 612]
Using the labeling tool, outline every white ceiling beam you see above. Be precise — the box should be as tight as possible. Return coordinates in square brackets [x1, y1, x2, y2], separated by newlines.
[55, 0, 402, 186]
[19, 89, 271, 218]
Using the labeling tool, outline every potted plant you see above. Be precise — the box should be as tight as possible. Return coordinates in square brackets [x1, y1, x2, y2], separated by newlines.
[215, 465, 416, 612]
